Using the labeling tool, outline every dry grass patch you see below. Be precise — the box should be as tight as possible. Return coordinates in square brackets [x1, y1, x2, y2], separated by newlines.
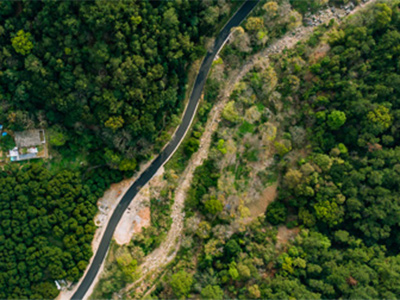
[276, 226, 300, 250]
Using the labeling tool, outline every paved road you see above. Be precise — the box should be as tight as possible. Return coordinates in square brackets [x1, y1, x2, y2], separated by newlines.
[71, 1, 259, 299]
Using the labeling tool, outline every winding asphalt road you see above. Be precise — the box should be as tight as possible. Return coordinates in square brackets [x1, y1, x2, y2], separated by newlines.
[71, 1, 259, 299]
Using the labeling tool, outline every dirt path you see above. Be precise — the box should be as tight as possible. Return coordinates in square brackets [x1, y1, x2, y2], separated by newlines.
[121, 47, 263, 298]
[262, 0, 376, 57]
[119, 1, 380, 298]
[121, 1, 378, 297]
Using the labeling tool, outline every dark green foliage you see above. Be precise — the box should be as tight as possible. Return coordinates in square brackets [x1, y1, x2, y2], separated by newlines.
[266, 201, 287, 225]
[224, 239, 242, 260]
[0, 164, 117, 299]
[185, 159, 220, 216]
[0, 134, 15, 152]
[0, 1, 229, 170]
[282, 1, 400, 249]
[184, 136, 200, 156]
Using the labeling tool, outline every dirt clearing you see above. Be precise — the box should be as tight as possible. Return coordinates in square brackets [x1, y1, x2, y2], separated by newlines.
[276, 226, 300, 249]
[248, 183, 278, 218]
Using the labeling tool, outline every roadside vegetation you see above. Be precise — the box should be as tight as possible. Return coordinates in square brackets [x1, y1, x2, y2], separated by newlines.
[145, 1, 400, 299]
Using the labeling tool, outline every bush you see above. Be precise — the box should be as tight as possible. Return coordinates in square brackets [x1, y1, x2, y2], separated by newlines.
[266, 201, 288, 225]
[170, 270, 193, 298]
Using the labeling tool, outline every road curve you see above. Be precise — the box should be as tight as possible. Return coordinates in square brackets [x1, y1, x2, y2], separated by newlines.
[72, 1, 259, 299]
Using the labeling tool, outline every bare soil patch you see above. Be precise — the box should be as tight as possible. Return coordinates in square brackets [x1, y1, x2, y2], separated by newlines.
[276, 226, 300, 249]
[309, 43, 330, 64]
[114, 166, 165, 245]
[248, 183, 278, 219]
[113, 187, 150, 245]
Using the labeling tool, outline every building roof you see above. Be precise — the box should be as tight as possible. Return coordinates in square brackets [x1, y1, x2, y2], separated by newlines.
[14, 130, 45, 148]
[19, 153, 38, 160]
[27, 147, 38, 154]
[9, 148, 19, 157]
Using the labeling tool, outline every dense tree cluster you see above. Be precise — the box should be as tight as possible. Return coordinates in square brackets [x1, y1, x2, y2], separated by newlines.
[0, 1, 231, 170]
[0, 163, 122, 299]
[266, 1, 400, 297]
[284, 1, 400, 249]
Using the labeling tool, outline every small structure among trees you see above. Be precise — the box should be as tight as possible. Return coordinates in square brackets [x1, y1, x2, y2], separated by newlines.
[6, 129, 47, 162]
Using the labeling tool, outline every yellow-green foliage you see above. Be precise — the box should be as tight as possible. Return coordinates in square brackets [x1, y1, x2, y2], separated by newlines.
[217, 139, 227, 154]
[274, 140, 292, 156]
[262, 1, 279, 18]
[245, 17, 264, 31]
[222, 101, 239, 123]
[64, 47, 72, 55]
[196, 221, 211, 239]
[228, 262, 240, 280]
[313, 200, 343, 226]
[281, 253, 294, 274]
[212, 57, 223, 66]
[287, 11, 302, 31]
[367, 105, 392, 129]
[204, 196, 223, 214]
[116, 248, 138, 281]
[105, 116, 124, 131]
[284, 169, 303, 189]
[11, 30, 33, 55]
[118, 158, 137, 171]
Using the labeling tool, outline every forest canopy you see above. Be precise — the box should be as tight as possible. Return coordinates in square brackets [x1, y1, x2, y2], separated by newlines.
[0, 0, 231, 170]
[0, 1, 234, 298]
[0, 163, 123, 299]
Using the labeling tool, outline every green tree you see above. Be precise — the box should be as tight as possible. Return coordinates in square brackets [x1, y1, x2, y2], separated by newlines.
[367, 105, 392, 129]
[119, 158, 137, 172]
[217, 139, 227, 154]
[170, 270, 193, 298]
[222, 101, 239, 123]
[11, 30, 33, 55]
[49, 127, 68, 147]
[201, 285, 224, 300]
[313, 154, 332, 172]
[248, 284, 261, 298]
[327, 110, 346, 130]
[284, 169, 303, 189]
[263, 2, 279, 18]
[163, 8, 179, 28]
[374, 3, 392, 29]
[0, 134, 15, 152]
[245, 17, 264, 31]
[104, 116, 124, 132]
[204, 197, 223, 215]
[313, 200, 344, 226]
[184, 137, 200, 156]
[266, 201, 287, 225]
